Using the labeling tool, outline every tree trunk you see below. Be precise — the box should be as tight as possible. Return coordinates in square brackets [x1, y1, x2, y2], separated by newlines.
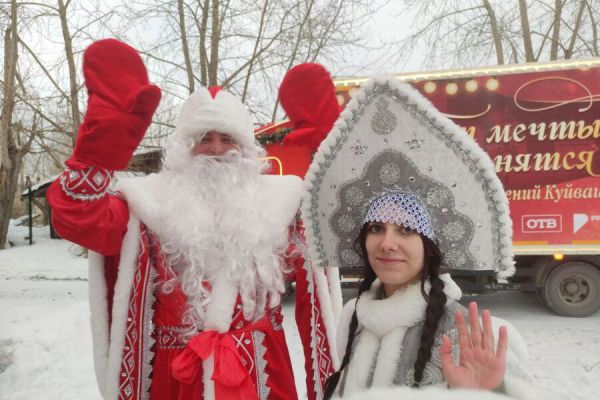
[58, 0, 80, 145]
[199, 0, 210, 86]
[550, 0, 563, 60]
[0, 151, 24, 248]
[482, 0, 504, 65]
[178, 0, 195, 93]
[518, 0, 534, 61]
[565, 0, 585, 59]
[0, 0, 19, 249]
[585, 1, 598, 56]
[208, 0, 219, 86]
[242, 0, 269, 102]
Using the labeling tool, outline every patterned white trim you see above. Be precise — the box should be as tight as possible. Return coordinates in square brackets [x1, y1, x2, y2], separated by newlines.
[103, 215, 141, 400]
[305, 257, 325, 399]
[118, 235, 147, 399]
[60, 166, 113, 201]
[155, 326, 187, 349]
[139, 232, 157, 399]
[251, 331, 271, 400]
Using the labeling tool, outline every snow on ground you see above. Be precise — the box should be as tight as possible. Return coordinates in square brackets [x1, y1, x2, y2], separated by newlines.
[1, 223, 599, 399]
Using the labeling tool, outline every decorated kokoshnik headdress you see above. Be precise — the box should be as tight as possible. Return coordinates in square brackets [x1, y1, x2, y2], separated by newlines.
[302, 77, 514, 277]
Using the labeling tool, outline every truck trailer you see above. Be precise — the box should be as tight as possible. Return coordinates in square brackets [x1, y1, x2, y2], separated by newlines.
[258, 58, 600, 317]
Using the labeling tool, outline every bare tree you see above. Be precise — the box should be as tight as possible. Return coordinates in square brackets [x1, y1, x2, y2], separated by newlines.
[177, 0, 195, 92]
[0, 0, 125, 245]
[57, 0, 81, 145]
[0, 0, 381, 245]
[518, 0, 534, 61]
[393, 0, 599, 69]
[120, 0, 377, 124]
[482, 0, 504, 64]
[550, 0, 564, 59]
[0, 0, 35, 249]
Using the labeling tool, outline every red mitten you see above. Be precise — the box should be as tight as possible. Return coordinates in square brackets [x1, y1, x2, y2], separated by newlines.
[69, 39, 161, 170]
[278, 63, 341, 152]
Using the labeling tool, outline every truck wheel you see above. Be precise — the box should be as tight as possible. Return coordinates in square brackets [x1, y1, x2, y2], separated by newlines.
[543, 261, 600, 317]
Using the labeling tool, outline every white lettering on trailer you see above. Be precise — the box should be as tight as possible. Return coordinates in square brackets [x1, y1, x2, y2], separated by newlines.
[522, 215, 563, 233]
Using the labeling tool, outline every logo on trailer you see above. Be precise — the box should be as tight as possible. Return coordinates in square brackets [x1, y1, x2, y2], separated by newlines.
[522, 215, 562, 233]
[573, 213, 588, 234]
[573, 213, 600, 233]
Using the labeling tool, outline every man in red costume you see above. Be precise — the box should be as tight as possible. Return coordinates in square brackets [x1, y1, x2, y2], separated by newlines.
[47, 39, 338, 400]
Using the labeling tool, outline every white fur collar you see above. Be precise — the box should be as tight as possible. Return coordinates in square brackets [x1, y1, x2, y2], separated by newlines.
[117, 173, 303, 239]
[356, 274, 462, 338]
[342, 274, 462, 396]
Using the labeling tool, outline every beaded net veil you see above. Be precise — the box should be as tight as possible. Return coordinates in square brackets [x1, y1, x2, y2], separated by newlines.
[364, 191, 435, 240]
[301, 77, 515, 277]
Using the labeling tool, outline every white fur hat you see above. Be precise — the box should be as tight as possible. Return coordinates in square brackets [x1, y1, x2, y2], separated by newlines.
[173, 86, 255, 151]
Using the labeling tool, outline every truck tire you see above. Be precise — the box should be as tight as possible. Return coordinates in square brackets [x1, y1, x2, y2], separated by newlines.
[543, 261, 600, 317]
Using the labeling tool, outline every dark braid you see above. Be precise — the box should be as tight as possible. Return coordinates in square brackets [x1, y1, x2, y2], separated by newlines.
[412, 237, 447, 386]
[323, 225, 376, 400]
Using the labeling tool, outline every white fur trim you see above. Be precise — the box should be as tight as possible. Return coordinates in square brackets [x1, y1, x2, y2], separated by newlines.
[203, 355, 215, 400]
[103, 215, 142, 400]
[257, 174, 303, 239]
[338, 385, 512, 400]
[503, 374, 555, 400]
[88, 251, 108, 396]
[356, 274, 461, 338]
[342, 328, 379, 396]
[370, 327, 407, 387]
[118, 173, 303, 246]
[174, 87, 254, 150]
[492, 317, 529, 367]
[440, 273, 463, 300]
[313, 264, 341, 369]
[491, 317, 550, 400]
[326, 266, 343, 324]
[115, 174, 161, 235]
[336, 300, 355, 363]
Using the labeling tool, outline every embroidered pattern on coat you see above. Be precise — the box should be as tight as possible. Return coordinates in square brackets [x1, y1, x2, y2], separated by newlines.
[405, 327, 459, 386]
[155, 326, 187, 349]
[60, 166, 113, 201]
[252, 331, 271, 400]
[294, 228, 335, 398]
[117, 226, 157, 400]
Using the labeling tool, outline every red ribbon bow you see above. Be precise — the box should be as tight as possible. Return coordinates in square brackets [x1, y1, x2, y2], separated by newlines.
[171, 330, 258, 400]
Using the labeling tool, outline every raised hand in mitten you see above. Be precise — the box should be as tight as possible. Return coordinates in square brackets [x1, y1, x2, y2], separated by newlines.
[68, 38, 161, 171]
[278, 63, 341, 152]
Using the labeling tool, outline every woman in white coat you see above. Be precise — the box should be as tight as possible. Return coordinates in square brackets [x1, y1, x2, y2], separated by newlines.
[323, 192, 535, 399]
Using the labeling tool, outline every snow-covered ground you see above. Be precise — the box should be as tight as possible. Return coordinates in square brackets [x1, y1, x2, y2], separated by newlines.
[1, 223, 599, 399]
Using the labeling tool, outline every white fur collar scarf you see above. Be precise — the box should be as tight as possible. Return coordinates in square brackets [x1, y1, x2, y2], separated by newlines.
[342, 274, 462, 396]
[356, 274, 462, 338]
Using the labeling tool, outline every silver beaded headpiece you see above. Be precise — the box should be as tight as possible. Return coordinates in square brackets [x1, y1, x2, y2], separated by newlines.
[302, 76, 514, 277]
[364, 191, 435, 240]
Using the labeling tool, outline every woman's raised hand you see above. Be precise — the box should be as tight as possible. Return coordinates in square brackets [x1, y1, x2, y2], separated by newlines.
[439, 302, 507, 390]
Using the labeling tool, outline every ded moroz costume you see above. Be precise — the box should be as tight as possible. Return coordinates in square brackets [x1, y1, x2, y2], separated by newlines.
[47, 39, 338, 400]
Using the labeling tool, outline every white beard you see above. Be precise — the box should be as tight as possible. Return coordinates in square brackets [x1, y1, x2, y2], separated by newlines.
[153, 143, 287, 334]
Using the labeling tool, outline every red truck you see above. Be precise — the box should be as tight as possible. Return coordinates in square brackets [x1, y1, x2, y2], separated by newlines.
[258, 58, 600, 317]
